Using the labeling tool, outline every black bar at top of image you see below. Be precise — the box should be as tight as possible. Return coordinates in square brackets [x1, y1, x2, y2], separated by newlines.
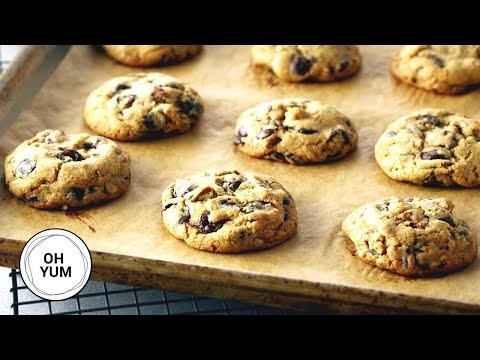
[0, 4, 477, 44]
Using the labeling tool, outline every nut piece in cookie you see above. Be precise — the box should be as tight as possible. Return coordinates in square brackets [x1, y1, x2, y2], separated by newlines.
[84, 73, 204, 141]
[234, 98, 358, 165]
[375, 108, 480, 187]
[102, 45, 203, 67]
[252, 45, 361, 83]
[161, 169, 297, 253]
[342, 197, 478, 276]
[4, 129, 131, 210]
[391, 45, 480, 95]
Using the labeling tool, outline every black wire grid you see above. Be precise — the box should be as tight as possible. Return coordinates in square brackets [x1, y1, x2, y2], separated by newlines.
[1, 45, 305, 315]
[9, 269, 304, 315]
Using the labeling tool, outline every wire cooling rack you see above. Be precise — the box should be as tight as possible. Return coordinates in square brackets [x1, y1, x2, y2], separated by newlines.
[1, 45, 305, 315]
[10, 269, 304, 315]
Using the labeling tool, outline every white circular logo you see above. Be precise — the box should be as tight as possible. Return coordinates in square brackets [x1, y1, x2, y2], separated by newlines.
[20, 228, 92, 301]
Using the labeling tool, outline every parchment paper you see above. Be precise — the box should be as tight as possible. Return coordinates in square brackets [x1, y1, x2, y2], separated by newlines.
[1, 45, 479, 308]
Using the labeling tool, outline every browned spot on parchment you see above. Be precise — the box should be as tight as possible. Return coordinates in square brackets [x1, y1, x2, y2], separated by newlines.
[65, 211, 96, 233]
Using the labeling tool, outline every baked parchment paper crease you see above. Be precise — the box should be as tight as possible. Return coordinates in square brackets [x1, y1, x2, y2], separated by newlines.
[0, 46, 479, 311]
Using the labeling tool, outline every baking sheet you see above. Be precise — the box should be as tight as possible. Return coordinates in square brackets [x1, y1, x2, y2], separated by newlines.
[1, 45, 479, 311]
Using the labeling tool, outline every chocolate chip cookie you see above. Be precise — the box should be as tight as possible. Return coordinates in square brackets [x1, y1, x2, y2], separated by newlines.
[375, 109, 480, 187]
[4, 130, 131, 210]
[343, 197, 477, 276]
[391, 45, 480, 95]
[252, 45, 361, 82]
[84, 73, 204, 141]
[234, 99, 358, 165]
[102, 45, 202, 67]
[162, 170, 297, 253]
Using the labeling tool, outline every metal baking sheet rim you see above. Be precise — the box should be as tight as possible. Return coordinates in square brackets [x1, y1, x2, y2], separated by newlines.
[0, 234, 477, 314]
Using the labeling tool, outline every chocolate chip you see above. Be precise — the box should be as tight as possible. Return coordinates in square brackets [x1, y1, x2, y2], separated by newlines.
[83, 142, 96, 150]
[259, 179, 270, 188]
[152, 87, 166, 103]
[181, 185, 198, 196]
[439, 217, 456, 227]
[421, 150, 448, 160]
[113, 83, 130, 95]
[269, 151, 286, 161]
[234, 127, 249, 145]
[341, 130, 350, 144]
[88, 185, 96, 193]
[327, 151, 342, 161]
[428, 56, 445, 68]
[163, 203, 174, 211]
[425, 177, 444, 187]
[283, 198, 290, 206]
[368, 249, 378, 256]
[177, 98, 203, 117]
[143, 115, 157, 129]
[16, 159, 36, 175]
[290, 54, 314, 76]
[413, 241, 425, 253]
[58, 150, 83, 162]
[166, 82, 185, 90]
[250, 201, 267, 209]
[117, 94, 136, 108]
[198, 211, 227, 233]
[257, 128, 275, 139]
[298, 128, 318, 134]
[23, 195, 39, 203]
[418, 114, 442, 126]
[71, 188, 85, 201]
[284, 212, 289, 221]
[238, 127, 248, 137]
[243, 201, 268, 213]
[377, 201, 390, 211]
[426, 119, 442, 127]
[437, 262, 447, 269]
[337, 57, 351, 72]
[218, 199, 236, 206]
[234, 136, 244, 145]
[270, 136, 282, 146]
[179, 209, 191, 224]
[269, 151, 296, 164]
[387, 131, 397, 137]
[416, 261, 430, 271]
[223, 178, 243, 192]
[328, 129, 350, 144]
[232, 179, 244, 191]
